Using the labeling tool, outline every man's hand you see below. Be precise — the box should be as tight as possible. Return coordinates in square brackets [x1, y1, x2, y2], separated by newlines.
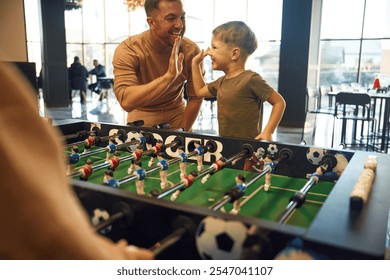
[168, 37, 184, 81]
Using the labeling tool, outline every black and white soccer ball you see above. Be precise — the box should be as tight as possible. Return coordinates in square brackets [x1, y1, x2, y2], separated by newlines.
[306, 148, 326, 165]
[195, 216, 249, 259]
[91, 208, 112, 234]
[267, 144, 278, 156]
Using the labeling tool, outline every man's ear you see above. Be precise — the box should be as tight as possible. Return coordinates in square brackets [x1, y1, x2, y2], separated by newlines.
[147, 17, 155, 29]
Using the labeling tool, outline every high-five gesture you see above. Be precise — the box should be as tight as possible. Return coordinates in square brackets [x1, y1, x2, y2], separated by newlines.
[168, 36, 184, 81]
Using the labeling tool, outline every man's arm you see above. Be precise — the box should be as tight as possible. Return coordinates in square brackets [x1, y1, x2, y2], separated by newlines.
[0, 61, 153, 260]
[113, 37, 184, 112]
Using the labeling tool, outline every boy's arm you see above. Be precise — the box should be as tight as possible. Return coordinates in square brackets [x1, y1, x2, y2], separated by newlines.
[256, 90, 286, 141]
[191, 50, 213, 97]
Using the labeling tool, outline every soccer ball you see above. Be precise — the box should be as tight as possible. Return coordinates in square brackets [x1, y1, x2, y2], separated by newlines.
[91, 208, 112, 234]
[195, 216, 249, 259]
[306, 148, 326, 165]
[267, 144, 278, 156]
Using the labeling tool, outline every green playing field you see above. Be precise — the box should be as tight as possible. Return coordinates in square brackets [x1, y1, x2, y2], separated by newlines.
[66, 145, 334, 229]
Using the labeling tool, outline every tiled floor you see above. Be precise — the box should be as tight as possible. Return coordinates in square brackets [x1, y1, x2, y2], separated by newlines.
[42, 89, 370, 151]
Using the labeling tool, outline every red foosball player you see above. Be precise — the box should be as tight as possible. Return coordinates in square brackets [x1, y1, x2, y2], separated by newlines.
[156, 152, 169, 189]
[148, 139, 163, 167]
[67, 145, 80, 175]
[128, 145, 144, 174]
[133, 161, 146, 195]
[107, 151, 121, 171]
[201, 156, 227, 184]
[105, 137, 117, 162]
[230, 174, 246, 215]
[171, 170, 198, 201]
[79, 159, 93, 181]
[83, 132, 96, 154]
[177, 146, 188, 179]
[243, 147, 265, 172]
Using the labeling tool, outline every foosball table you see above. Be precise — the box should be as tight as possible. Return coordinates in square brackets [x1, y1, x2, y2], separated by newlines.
[58, 120, 390, 260]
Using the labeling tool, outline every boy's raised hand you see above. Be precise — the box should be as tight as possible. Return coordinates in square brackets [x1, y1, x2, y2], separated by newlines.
[193, 48, 210, 65]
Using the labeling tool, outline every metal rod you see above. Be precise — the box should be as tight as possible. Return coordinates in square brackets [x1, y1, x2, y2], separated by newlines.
[149, 227, 187, 257]
[94, 212, 125, 232]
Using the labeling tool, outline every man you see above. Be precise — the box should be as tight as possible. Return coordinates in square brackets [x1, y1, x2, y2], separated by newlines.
[88, 59, 107, 114]
[88, 59, 106, 95]
[0, 61, 152, 259]
[68, 56, 89, 104]
[113, 0, 203, 131]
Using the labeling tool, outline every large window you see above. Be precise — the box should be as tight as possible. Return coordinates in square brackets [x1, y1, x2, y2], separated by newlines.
[312, 0, 390, 89]
[25, 0, 282, 88]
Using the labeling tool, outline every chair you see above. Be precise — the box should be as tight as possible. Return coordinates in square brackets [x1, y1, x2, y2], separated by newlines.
[98, 77, 114, 108]
[319, 85, 334, 109]
[302, 87, 337, 144]
[333, 92, 376, 151]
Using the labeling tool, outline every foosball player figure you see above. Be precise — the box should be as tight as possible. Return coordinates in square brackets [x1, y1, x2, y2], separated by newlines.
[127, 145, 144, 174]
[229, 174, 246, 215]
[243, 147, 265, 172]
[79, 159, 93, 181]
[83, 131, 96, 154]
[201, 156, 227, 184]
[156, 152, 169, 189]
[264, 154, 273, 191]
[194, 140, 205, 171]
[107, 151, 121, 171]
[103, 169, 119, 189]
[177, 146, 188, 179]
[133, 161, 146, 195]
[148, 139, 164, 167]
[67, 145, 80, 175]
[105, 137, 117, 162]
[171, 170, 198, 201]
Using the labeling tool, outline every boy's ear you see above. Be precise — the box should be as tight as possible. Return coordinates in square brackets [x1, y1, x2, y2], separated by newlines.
[231, 48, 240, 61]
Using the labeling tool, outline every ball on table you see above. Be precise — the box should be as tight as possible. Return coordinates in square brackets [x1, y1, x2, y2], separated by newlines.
[195, 216, 249, 260]
[306, 147, 326, 165]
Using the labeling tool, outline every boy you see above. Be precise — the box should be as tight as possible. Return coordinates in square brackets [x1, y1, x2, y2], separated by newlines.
[191, 21, 285, 140]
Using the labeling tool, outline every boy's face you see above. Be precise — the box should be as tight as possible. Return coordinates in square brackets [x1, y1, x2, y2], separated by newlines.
[147, 0, 185, 46]
[209, 36, 234, 71]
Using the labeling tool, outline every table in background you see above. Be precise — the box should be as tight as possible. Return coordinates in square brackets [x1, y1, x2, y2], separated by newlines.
[328, 90, 390, 153]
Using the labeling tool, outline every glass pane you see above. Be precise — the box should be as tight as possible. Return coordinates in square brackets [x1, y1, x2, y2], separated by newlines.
[67, 44, 84, 67]
[106, 44, 118, 77]
[24, 0, 41, 42]
[27, 41, 42, 72]
[360, 39, 390, 87]
[318, 40, 361, 85]
[129, 6, 148, 35]
[82, 0, 105, 43]
[84, 44, 105, 73]
[65, 8, 83, 43]
[248, 42, 281, 89]
[247, 0, 283, 41]
[363, 0, 390, 38]
[214, 0, 247, 26]
[105, 0, 131, 43]
[321, 0, 365, 39]
[183, 0, 214, 46]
